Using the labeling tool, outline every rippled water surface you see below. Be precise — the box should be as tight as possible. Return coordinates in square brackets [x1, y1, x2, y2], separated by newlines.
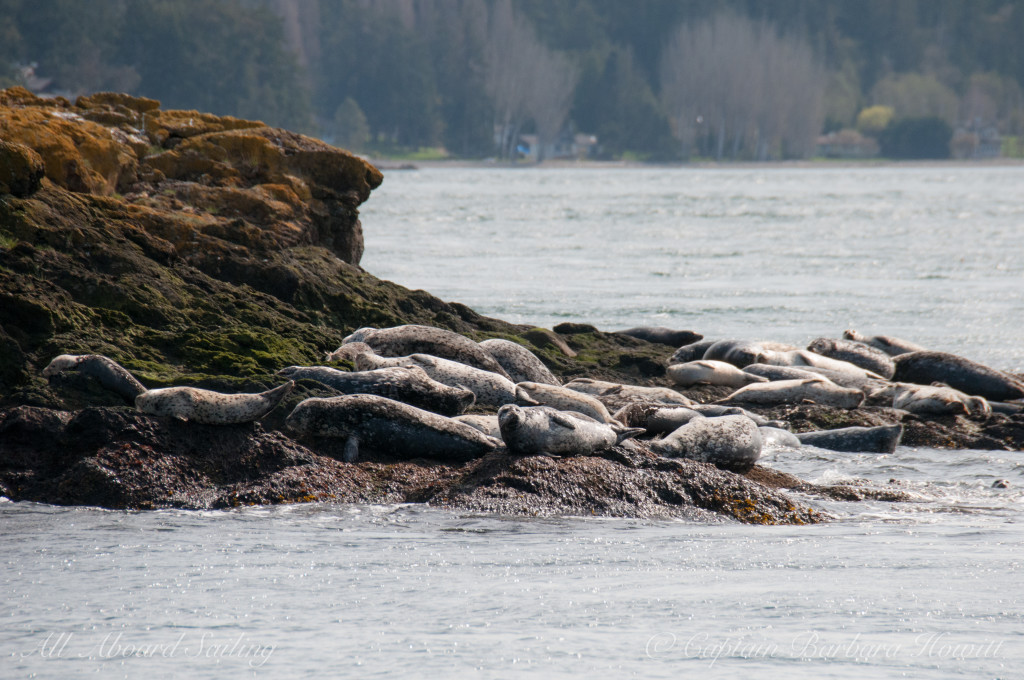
[4, 167, 1024, 678]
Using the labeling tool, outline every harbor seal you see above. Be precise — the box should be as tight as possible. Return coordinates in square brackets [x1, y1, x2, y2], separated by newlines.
[721, 378, 865, 409]
[891, 351, 1024, 401]
[614, 327, 703, 347]
[135, 381, 294, 424]
[285, 394, 500, 462]
[324, 341, 375, 363]
[611, 403, 706, 435]
[649, 414, 763, 473]
[759, 426, 803, 448]
[276, 365, 475, 416]
[689, 404, 787, 428]
[761, 349, 884, 380]
[563, 378, 693, 409]
[666, 360, 769, 388]
[478, 338, 560, 385]
[497, 404, 644, 457]
[806, 337, 896, 379]
[873, 382, 992, 417]
[743, 363, 826, 382]
[453, 414, 502, 439]
[355, 352, 517, 408]
[42, 354, 146, 402]
[514, 381, 614, 423]
[703, 340, 770, 368]
[743, 363, 883, 392]
[668, 339, 717, 365]
[340, 325, 511, 379]
[796, 424, 903, 453]
[843, 330, 926, 357]
[704, 340, 799, 368]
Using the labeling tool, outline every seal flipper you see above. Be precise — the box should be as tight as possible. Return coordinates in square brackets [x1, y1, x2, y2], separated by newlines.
[514, 386, 541, 406]
[259, 381, 295, 416]
[614, 427, 646, 444]
[344, 436, 360, 463]
[549, 412, 579, 430]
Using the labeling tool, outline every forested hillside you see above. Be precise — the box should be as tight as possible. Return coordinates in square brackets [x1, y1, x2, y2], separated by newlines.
[2, 0, 1023, 160]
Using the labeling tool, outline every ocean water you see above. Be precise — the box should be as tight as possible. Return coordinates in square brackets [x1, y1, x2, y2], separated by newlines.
[4, 166, 1024, 678]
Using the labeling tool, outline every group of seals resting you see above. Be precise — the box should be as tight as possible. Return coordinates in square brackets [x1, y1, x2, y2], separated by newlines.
[41, 323, 1021, 477]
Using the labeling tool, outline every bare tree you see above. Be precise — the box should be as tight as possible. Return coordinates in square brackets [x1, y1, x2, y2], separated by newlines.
[659, 13, 824, 161]
[526, 48, 578, 161]
[484, 0, 578, 160]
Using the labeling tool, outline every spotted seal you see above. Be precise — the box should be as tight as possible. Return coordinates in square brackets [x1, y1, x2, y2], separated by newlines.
[668, 339, 718, 365]
[891, 351, 1024, 401]
[135, 382, 294, 424]
[42, 354, 147, 402]
[872, 382, 992, 417]
[610, 405, 706, 435]
[453, 414, 502, 439]
[649, 414, 763, 473]
[277, 365, 475, 416]
[796, 424, 903, 453]
[355, 352, 517, 408]
[806, 337, 896, 379]
[339, 325, 511, 378]
[514, 381, 614, 423]
[563, 378, 692, 409]
[497, 404, 644, 457]
[666, 360, 769, 388]
[614, 327, 703, 347]
[478, 338, 560, 385]
[721, 378, 865, 409]
[324, 342, 375, 363]
[704, 340, 798, 368]
[843, 330, 926, 357]
[761, 349, 884, 380]
[285, 394, 500, 462]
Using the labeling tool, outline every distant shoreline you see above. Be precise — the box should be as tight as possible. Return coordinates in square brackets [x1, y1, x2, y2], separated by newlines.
[370, 157, 1024, 171]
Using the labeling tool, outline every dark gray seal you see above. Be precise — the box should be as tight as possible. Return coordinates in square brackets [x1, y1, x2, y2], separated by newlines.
[497, 404, 644, 457]
[340, 325, 511, 379]
[843, 330, 926, 357]
[614, 327, 703, 347]
[796, 424, 903, 454]
[478, 338, 560, 385]
[277, 365, 475, 416]
[668, 339, 717, 365]
[43, 354, 146, 402]
[649, 414, 763, 473]
[135, 382, 294, 424]
[892, 351, 1024, 401]
[807, 337, 896, 379]
[703, 340, 798, 368]
[703, 340, 770, 368]
[285, 394, 500, 462]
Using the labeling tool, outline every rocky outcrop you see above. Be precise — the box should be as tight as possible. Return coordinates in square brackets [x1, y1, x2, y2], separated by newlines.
[2, 87, 1018, 523]
[0, 405, 819, 524]
[0, 86, 379, 263]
